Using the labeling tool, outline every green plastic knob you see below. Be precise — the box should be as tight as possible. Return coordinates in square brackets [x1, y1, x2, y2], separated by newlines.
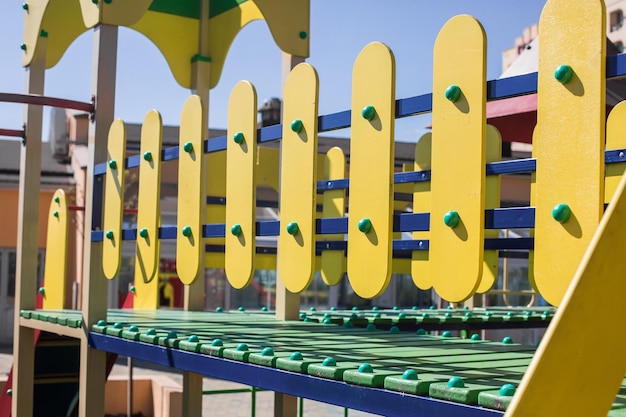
[142, 151, 152, 162]
[53, 211, 59, 218]
[429, 305, 435, 310]
[299, 312, 307, 320]
[290, 352, 303, 360]
[444, 312, 452, 318]
[108, 159, 117, 170]
[113, 322, 123, 329]
[470, 333, 481, 341]
[330, 306, 337, 311]
[371, 305, 379, 311]
[230, 224, 242, 236]
[261, 306, 268, 312]
[261, 347, 274, 356]
[352, 306, 359, 311]
[421, 313, 429, 319]
[139, 228, 148, 238]
[96, 319, 106, 326]
[299, 31, 308, 39]
[322, 357, 336, 366]
[216, 307, 223, 313]
[499, 383, 516, 397]
[484, 311, 492, 317]
[390, 326, 399, 333]
[104, 0, 112, 3]
[22, 3, 29, 10]
[238, 306, 245, 312]
[146, 328, 157, 336]
[233, 131, 245, 144]
[290, 119, 303, 133]
[402, 369, 418, 380]
[443, 210, 460, 228]
[361, 105, 376, 121]
[6, 389, 12, 397]
[322, 318, 332, 324]
[502, 336, 513, 345]
[211, 338, 223, 346]
[344, 320, 354, 328]
[105, 230, 114, 240]
[54, 196, 60, 203]
[183, 142, 193, 153]
[188, 335, 199, 342]
[309, 306, 316, 311]
[357, 218, 372, 233]
[166, 331, 177, 339]
[38, 287, 45, 295]
[441, 330, 452, 338]
[552, 203, 571, 223]
[445, 85, 462, 102]
[128, 325, 139, 332]
[416, 328, 427, 336]
[464, 312, 472, 318]
[181, 226, 192, 237]
[554, 64, 574, 84]
[366, 323, 376, 330]
[286, 221, 299, 235]
[448, 376, 465, 388]
[130, 285, 136, 294]
[20, 43, 26, 51]
[358, 363, 373, 373]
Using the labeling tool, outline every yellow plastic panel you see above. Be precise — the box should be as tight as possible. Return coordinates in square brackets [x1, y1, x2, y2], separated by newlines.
[347, 42, 396, 299]
[133, 110, 163, 309]
[430, 15, 486, 303]
[102, 119, 127, 279]
[320, 147, 346, 286]
[43, 189, 68, 309]
[506, 169, 626, 417]
[254, 0, 310, 58]
[605, 102, 626, 204]
[477, 125, 501, 293]
[532, 0, 605, 306]
[22, 0, 88, 68]
[278, 63, 319, 293]
[411, 133, 432, 290]
[225, 81, 258, 289]
[176, 95, 205, 285]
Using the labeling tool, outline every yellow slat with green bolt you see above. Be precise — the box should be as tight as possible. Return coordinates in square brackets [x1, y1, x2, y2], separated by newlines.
[347, 42, 396, 299]
[176, 95, 205, 285]
[133, 110, 163, 309]
[531, 0, 605, 307]
[225, 81, 258, 289]
[430, 15, 486, 303]
[102, 119, 127, 279]
[42, 189, 68, 309]
[279, 63, 319, 293]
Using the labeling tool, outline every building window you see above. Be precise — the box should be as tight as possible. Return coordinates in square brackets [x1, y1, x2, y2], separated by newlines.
[610, 9, 623, 32]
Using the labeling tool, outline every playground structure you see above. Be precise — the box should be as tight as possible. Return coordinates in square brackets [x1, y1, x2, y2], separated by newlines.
[4, 0, 626, 416]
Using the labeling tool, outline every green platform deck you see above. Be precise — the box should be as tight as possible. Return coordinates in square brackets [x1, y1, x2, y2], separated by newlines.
[18, 307, 626, 415]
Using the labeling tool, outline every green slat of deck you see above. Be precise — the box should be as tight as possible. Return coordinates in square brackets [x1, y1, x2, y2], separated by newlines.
[430, 381, 505, 405]
[343, 368, 401, 387]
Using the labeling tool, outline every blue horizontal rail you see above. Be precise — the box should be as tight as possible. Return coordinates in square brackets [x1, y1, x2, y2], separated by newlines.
[93, 53, 626, 176]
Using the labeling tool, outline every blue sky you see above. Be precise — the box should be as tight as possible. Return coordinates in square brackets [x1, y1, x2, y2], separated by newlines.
[0, 1, 546, 143]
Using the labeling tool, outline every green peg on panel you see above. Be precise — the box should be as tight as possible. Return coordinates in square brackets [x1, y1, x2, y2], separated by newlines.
[499, 384, 516, 396]
[53, 211, 59, 218]
[443, 210, 460, 228]
[188, 335, 199, 342]
[357, 218, 372, 233]
[142, 151, 152, 162]
[554, 64, 574, 84]
[230, 224, 242, 236]
[445, 85, 462, 102]
[105, 230, 114, 240]
[233, 131, 245, 144]
[183, 142, 193, 153]
[290, 119, 303, 133]
[448, 377, 464, 388]
[552, 203, 571, 223]
[290, 352, 303, 360]
[181, 226, 192, 237]
[261, 347, 274, 356]
[108, 159, 117, 170]
[139, 228, 148, 238]
[358, 363, 373, 373]
[402, 369, 418, 380]
[361, 105, 376, 121]
[322, 357, 336, 367]
[286, 221, 299, 236]
[54, 196, 60, 203]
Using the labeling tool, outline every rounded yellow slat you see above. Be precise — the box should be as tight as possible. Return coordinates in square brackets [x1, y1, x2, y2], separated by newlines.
[176, 95, 205, 285]
[278, 63, 319, 293]
[430, 15, 487, 303]
[605, 102, 626, 204]
[225, 81, 258, 289]
[476, 125, 502, 293]
[102, 119, 127, 279]
[133, 110, 163, 309]
[43, 189, 68, 309]
[321, 146, 346, 286]
[347, 42, 396, 299]
[411, 133, 432, 290]
[532, 0, 605, 306]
